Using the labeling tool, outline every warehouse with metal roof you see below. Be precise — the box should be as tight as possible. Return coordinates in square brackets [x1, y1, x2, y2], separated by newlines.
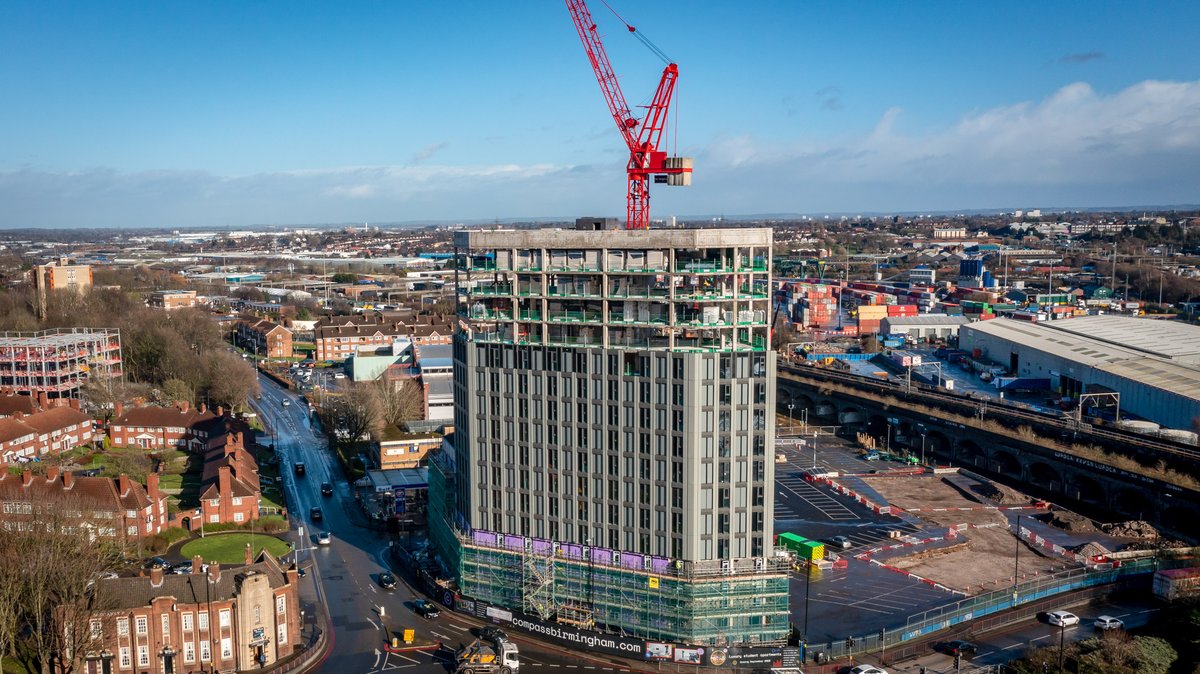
[958, 316, 1200, 433]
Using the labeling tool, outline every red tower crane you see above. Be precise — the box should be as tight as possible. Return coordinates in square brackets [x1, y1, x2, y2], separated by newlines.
[565, 0, 692, 230]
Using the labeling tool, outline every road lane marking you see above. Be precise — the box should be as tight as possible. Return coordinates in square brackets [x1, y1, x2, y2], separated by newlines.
[431, 631, 452, 640]
[1002, 644, 1023, 650]
[393, 654, 420, 664]
[447, 623, 468, 631]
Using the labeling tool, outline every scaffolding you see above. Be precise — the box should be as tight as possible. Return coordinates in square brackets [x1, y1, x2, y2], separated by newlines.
[0, 328, 122, 398]
[455, 531, 790, 646]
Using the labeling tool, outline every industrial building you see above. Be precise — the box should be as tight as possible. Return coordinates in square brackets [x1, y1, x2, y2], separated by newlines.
[958, 316, 1200, 433]
[429, 225, 789, 646]
[880, 315, 971, 341]
[0, 328, 122, 400]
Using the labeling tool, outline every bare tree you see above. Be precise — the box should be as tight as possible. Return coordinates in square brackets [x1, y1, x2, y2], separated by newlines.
[204, 350, 260, 411]
[6, 491, 123, 674]
[0, 532, 22, 674]
[369, 377, 424, 427]
[325, 383, 383, 448]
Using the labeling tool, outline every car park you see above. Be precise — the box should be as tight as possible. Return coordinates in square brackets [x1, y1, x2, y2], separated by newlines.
[1046, 611, 1080, 627]
[413, 599, 440, 619]
[1094, 616, 1124, 631]
[316, 531, 331, 545]
[310, 507, 322, 521]
[378, 572, 397, 590]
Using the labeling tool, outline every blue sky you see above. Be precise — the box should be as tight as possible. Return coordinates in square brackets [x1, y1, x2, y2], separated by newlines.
[2, 1, 1198, 228]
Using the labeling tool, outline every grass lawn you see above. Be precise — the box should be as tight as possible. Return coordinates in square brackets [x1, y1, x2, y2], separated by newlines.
[180, 533, 292, 564]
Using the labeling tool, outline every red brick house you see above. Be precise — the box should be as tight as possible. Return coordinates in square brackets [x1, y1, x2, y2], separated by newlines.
[236, 318, 293, 359]
[315, 316, 453, 361]
[108, 402, 227, 452]
[196, 432, 262, 528]
[0, 404, 95, 462]
[78, 551, 302, 673]
[0, 466, 168, 541]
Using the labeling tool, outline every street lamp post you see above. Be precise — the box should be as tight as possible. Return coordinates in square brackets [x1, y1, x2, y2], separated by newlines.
[787, 403, 795, 435]
[802, 563, 813, 641]
[1013, 514, 1022, 606]
[920, 432, 927, 467]
[1058, 623, 1066, 673]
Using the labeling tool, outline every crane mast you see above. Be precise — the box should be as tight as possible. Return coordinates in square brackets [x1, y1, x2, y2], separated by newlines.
[565, 0, 692, 230]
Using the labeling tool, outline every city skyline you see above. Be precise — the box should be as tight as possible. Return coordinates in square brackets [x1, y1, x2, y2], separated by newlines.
[2, 1, 1198, 228]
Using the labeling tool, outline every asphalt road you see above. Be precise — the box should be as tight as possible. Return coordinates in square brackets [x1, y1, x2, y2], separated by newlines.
[251, 373, 642, 674]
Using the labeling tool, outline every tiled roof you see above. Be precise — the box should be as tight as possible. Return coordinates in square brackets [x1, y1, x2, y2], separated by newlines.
[112, 405, 219, 430]
[0, 469, 159, 513]
[94, 552, 291, 609]
[0, 407, 91, 444]
[0, 394, 38, 417]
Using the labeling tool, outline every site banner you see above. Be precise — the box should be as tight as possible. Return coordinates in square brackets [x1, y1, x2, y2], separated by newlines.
[451, 591, 798, 669]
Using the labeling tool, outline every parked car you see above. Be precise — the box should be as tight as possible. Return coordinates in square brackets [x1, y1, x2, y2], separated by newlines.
[316, 531, 331, 546]
[849, 666, 888, 674]
[413, 599, 440, 619]
[378, 572, 397, 590]
[321, 482, 333, 497]
[829, 536, 852, 549]
[310, 507, 322, 521]
[479, 626, 508, 646]
[1094, 616, 1124, 631]
[144, 557, 169, 570]
[282, 399, 291, 407]
[1046, 611, 1080, 627]
[940, 640, 977, 657]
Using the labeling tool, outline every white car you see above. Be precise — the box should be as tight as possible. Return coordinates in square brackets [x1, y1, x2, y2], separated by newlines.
[316, 532, 332, 546]
[1046, 611, 1080, 627]
[1094, 615, 1124, 631]
[849, 666, 888, 674]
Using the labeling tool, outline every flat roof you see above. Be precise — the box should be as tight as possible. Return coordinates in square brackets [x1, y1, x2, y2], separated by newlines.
[1038, 316, 1200, 364]
[364, 467, 429, 491]
[455, 227, 772, 250]
[881, 315, 971, 327]
[962, 318, 1200, 402]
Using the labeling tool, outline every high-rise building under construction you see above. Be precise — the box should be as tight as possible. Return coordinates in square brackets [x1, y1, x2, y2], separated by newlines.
[429, 222, 789, 646]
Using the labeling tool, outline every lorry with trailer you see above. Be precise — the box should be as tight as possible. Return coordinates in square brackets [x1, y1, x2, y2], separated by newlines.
[455, 639, 520, 674]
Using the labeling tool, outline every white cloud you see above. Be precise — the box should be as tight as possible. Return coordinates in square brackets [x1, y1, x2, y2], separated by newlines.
[1, 78, 1198, 227]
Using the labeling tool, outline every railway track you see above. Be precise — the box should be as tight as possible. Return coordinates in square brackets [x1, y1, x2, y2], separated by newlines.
[778, 362, 1200, 463]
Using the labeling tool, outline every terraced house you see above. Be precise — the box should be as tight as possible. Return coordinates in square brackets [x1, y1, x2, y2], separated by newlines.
[196, 432, 262, 528]
[0, 402, 94, 462]
[0, 467, 167, 541]
[108, 402, 228, 452]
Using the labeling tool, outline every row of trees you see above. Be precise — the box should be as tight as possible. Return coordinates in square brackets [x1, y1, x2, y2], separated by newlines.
[321, 378, 424, 447]
[0, 285, 259, 413]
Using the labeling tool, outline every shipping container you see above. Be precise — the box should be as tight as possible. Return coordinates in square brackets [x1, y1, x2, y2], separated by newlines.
[797, 540, 825, 561]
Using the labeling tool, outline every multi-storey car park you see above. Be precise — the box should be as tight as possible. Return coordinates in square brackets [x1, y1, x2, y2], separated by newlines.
[428, 221, 790, 646]
[0, 327, 122, 400]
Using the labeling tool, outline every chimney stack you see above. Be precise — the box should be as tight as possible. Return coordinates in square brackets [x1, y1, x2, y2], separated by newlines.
[216, 406, 224, 417]
[199, 403, 206, 414]
[192, 555, 204, 575]
[12, 411, 22, 420]
[118, 474, 131, 496]
[150, 566, 164, 587]
[180, 400, 190, 413]
[46, 466, 60, 482]
[209, 562, 221, 582]
[146, 473, 160, 503]
[68, 397, 80, 410]
[114, 402, 124, 418]
[63, 471, 75, 489]
[244, 543, 253, 566]
[21, 469, 33, 487]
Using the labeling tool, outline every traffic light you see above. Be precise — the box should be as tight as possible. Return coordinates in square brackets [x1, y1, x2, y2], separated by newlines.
[846, 636, 855, 650]
[954, 654, 962, 670]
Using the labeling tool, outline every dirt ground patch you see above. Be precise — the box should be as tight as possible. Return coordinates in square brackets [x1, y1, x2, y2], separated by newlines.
[861, 475, 1064, 593]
